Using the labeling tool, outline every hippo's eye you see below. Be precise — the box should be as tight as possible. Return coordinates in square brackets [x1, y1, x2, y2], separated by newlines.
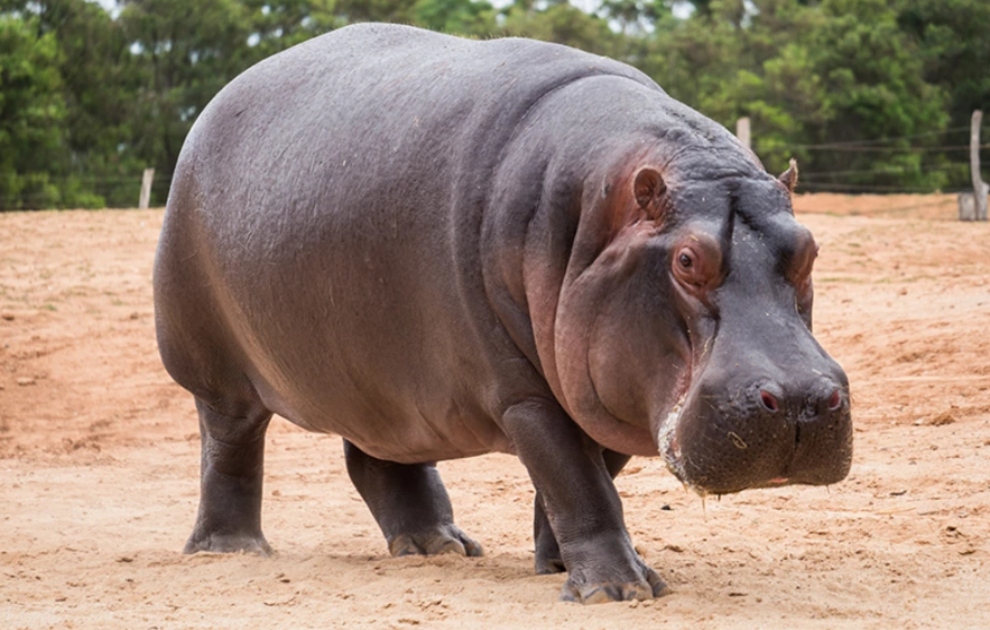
[671, 235, 722, 297]
[673, 246, 709, 289]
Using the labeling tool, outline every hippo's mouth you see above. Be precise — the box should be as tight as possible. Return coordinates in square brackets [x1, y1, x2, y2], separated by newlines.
[656, 391, 694, 491]
[658, 399, 810, 496]
[653, 348, 702, 492]
[656, 378, 853, 496]
[658, 403, 792, 496]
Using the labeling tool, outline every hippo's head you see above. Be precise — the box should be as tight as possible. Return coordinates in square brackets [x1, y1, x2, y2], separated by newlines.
[549, 155, 852, 496]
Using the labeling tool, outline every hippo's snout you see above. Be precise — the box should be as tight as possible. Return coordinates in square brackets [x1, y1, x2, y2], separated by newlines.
[660, 369, 853, 496]
[757, 377, 844, 417]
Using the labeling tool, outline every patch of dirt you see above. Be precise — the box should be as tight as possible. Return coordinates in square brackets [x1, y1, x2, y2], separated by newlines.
[1, 197, 988, 628]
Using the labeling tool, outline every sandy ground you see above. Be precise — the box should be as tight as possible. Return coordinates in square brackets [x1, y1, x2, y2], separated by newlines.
[1, 193, 988, 629]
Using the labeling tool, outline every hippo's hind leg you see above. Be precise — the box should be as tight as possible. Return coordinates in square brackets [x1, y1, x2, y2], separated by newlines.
[185, 396, 274, 555]
[343, 440, 483, 557]
[534, 449, 631, 574]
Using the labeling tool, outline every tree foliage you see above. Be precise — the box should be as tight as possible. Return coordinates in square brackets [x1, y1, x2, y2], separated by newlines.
[0, 0, 985, 208]
[0, 14, 67, 209]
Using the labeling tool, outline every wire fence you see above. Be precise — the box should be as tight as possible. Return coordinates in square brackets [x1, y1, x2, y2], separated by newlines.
[0, 123, 985, 209]
[0, 171, 173, 211]
[791, 125, 974, 148]
[780, 123, 985, 194]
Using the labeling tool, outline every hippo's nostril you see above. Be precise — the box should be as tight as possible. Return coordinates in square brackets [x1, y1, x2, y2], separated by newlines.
[827, 389, 842, 411]
[760, 389, 779, 413]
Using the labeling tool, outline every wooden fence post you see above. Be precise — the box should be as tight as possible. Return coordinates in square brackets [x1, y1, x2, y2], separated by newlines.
[139, 168, 155, 209]
[969, 110, 988, 221]
[958, 193, 976, 220]
[736, 117, 751, 150]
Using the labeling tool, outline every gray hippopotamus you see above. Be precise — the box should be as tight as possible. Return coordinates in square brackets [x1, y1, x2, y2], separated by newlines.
[154, 23, 852, 604]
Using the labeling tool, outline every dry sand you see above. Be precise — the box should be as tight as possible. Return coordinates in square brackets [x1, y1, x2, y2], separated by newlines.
[1, 194, 988, 628]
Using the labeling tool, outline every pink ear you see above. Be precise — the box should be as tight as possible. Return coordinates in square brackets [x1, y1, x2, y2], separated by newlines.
[779, 158, 799, 193]
[633, 167, 667, 220]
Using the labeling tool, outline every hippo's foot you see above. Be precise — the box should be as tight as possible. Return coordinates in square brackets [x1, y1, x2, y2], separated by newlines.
[560, 562, 669, 604]
[184, 531, 273, 556]
[388, 524, 484, 557]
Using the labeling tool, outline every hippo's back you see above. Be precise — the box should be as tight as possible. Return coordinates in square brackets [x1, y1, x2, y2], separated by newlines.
[173, 22, 659, 246]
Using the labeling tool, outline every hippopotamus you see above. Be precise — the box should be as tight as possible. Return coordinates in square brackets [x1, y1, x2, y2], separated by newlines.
[153, 23, 853, 604]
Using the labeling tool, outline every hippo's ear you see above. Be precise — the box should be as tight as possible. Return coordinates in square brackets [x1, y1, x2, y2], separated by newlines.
[633, 167, 667, 220]
[778, 158, 799, 193]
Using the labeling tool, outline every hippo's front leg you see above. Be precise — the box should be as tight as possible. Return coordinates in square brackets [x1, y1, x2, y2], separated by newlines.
[502, 400, 667, 604]
[533, 448, 632, 575]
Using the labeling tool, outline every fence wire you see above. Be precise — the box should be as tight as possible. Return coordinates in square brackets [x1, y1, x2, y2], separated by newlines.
[1, 122, 986, 209]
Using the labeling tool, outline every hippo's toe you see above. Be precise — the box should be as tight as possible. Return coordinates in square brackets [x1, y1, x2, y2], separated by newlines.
[560, 565, 670, 604]
[387, 525, 483, 558]
[183, 532, 273, 556]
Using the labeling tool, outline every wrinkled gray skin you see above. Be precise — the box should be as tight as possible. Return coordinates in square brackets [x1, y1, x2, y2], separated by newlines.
[154, 23, 852, 604]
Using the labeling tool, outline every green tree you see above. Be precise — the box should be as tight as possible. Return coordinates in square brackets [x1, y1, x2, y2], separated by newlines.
[641, 0, 948, 189]
[1, 0, 981, 208]
[119, 0, 254, 201]
[498, 0, 621, 57]
[598, 0, 673, 37]
[5, 0, 146, 206]
[242, 0, 339, 58]
[333, 0, 417, 23]
[0, 14, 96, 209]
[651, 0, 828, 172]
[898, 0, 990, 187]
[412, 0, 496, 37]
[800, 0, 948, 189]
[48, 1, 141, 205]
